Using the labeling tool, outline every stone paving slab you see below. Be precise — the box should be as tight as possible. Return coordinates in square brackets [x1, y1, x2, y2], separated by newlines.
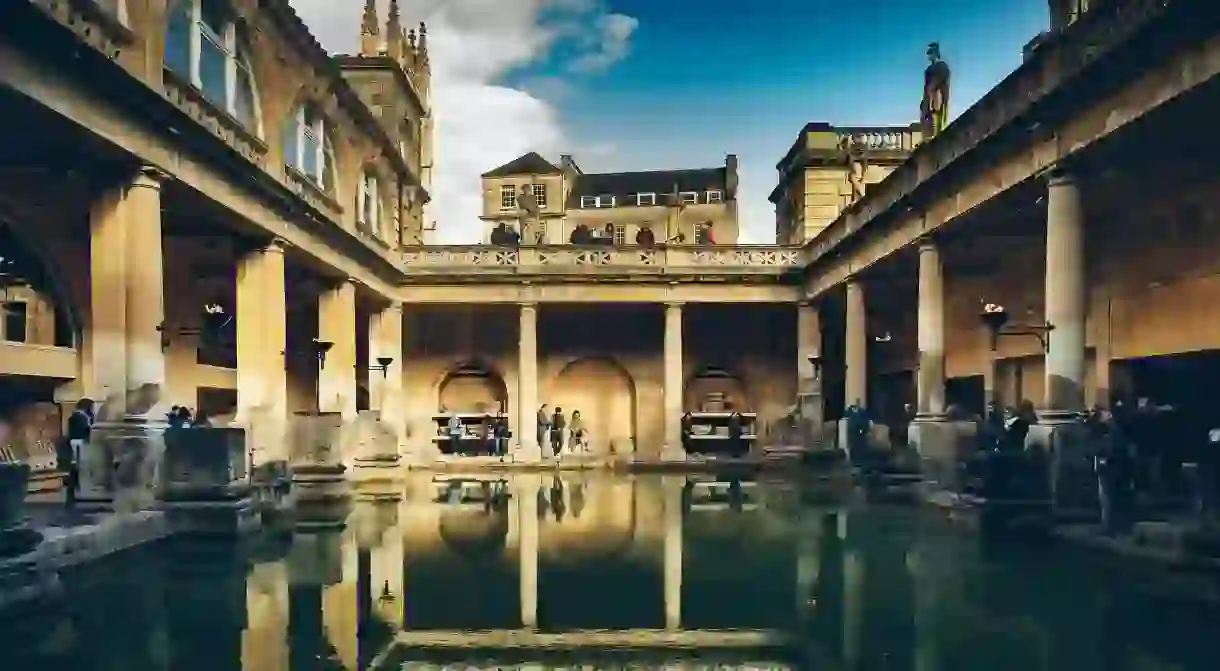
[390, 628, 788, 650]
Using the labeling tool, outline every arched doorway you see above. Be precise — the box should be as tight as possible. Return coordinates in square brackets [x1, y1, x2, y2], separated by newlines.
[551, 357, 636, 454]
[685, 366, 750, 412]
[436, 361, 508, 414]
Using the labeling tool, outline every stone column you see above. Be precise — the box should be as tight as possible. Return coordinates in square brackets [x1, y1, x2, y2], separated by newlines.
[1036, 168, 1093, 515]
[517, 303, 540, 462]
[368, 302, 405, 453]
[123, 167, 169, 419]
[663, 475, 684, 630]
[87, 184, 128, 410]
[236, 240, 288, 466]
[843, 537, 864, 669]
[317, 280, 358, 419]
[518, 474, 539, 629]
[1043, 169, 1086, 417]
[662, 302, 685, 460]
[915, 240, 946, 418]
[796, 301, 824, 445]
[844, 279, 867, 408]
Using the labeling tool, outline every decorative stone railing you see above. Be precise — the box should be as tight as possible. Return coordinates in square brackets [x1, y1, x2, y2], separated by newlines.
[835, 125, 921, 156]
[805, 0, 1180, 266]
[399, 244, 806, 276]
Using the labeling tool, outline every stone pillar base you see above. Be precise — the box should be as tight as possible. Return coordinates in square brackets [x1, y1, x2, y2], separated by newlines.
[288, 412, 350, 527]
[797, 393, 826, 449]
[79, 417, 168, 513]
[1027, 418, 1095, 519]
[908, 420, 978, 498]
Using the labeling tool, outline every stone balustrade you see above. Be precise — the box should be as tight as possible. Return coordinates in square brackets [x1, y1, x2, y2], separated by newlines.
[399, 244, 806, 277]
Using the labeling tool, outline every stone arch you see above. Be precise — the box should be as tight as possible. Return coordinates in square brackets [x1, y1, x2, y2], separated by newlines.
[684, 364, 751, 412]
[550, 356, 637, 455]
[436, 359, 508, 414]
[0, 220, 80, 347]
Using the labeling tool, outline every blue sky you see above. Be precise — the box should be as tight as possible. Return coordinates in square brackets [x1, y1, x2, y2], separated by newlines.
[506, 0, 1048, 240]
[295, 0, 1050, 244]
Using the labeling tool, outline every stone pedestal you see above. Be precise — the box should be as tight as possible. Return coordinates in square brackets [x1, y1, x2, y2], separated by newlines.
[79, 418, 167, 513]
[1027, 418, 1095, 519]
[158, 427, 259, 535]
[909, 420, 976, 493]
[350, 411, 402, 500]
[289, 412, 349, 528]
[798, 392, 827, 449]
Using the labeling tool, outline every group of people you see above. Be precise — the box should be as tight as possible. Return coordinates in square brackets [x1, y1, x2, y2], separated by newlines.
[167, 405, 211, 429]
[537, 404, 589, 458]
[444, 411, 511, 458]
[486, 222, 717, 247]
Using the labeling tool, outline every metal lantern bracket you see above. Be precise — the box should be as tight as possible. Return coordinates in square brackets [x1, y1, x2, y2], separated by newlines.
[367, 356, 394, 378]
[980, 307, 1054, 353]
[806, 354, 823, 380]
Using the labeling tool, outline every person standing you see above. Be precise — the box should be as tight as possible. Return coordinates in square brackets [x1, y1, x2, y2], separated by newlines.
[537, 404, 551, 454]
[62, 398, 94, 509]
[446, 412, 464, 456]
[551, 406, 566, 457]
[494, 411, 511, 460]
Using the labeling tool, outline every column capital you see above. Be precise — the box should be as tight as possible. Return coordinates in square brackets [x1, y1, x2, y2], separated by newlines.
[131, 165, 170, 190]
[1044, 164, 1078, 187]
[916, 236, 939, 253]
[518, 301, 538, 310]
[261, 237, 289, 255]
[664, 300, 685, 309]
[797, 298, 817, 308]
[384, 300, 404, 314]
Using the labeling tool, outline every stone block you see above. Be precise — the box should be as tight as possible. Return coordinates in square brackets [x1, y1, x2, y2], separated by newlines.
[909, 420, 978, 495]
[287, 530, 343, 586]
[79, 419, 167, 513]
[290, 412, 344, 469]
[159, 427, 249, 502]
[1027, 420, 1096, 519]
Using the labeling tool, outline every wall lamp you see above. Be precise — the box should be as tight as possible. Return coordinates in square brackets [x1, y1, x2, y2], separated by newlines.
[367, 356, 394, 378]
[806, 354, 823, 380]
[980, 303, 1054, 353]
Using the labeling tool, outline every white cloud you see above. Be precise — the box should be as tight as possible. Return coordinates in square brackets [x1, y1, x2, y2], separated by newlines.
[569, 13, 639, 73]
[289, 0, 636, 244]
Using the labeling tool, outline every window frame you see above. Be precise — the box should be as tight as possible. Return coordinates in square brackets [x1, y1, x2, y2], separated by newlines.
[679, 191, 699, 205]
[595, 195, 616, 208]
[164, 0, 263, 134]
[2, 301, 28, 343]
[612, 224, 626, 246]
[286, 104, 335, 191]
[706, 190, 723, 204]
[635, 193, 657, 206]
[358, 170, 381, 233]
[580, 196, 597, 208]
[500, 185, 517, 210]
[531, 183, 548, 209]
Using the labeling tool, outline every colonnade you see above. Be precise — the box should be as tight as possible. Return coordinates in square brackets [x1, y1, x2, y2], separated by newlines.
[804, 167, 1088, 434]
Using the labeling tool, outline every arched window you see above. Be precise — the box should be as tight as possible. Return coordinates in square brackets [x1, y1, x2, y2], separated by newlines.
[283, 104, 337, 193]
[164, 0, 261, 131]
[358, 170, 381, 233]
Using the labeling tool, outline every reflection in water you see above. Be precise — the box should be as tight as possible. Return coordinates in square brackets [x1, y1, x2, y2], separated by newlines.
[1, 473, 1219, 670]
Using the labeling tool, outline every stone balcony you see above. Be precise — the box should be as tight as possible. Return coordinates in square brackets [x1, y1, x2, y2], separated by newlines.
[398, 244, 806, 280]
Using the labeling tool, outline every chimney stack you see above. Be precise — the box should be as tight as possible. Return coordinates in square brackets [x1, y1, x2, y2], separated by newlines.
[725, 154, 739, 198]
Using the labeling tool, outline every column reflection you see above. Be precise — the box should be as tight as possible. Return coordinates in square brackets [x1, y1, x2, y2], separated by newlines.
[287, 528, 343, 671]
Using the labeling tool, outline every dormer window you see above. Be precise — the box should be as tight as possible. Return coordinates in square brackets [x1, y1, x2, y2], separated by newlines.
[679, 191, 699, 205]
[635, 193, 657, 206]
[284, 104, 337, 192]
[706, 190, 723, 204]
[164, 0, 261, 131]
[359, 171, 381, 233]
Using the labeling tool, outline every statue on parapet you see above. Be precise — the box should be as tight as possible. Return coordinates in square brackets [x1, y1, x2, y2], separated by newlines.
[921, 42, 952, 139]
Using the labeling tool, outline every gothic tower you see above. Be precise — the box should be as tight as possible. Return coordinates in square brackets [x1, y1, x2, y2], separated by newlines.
[346, 0, 434, 244]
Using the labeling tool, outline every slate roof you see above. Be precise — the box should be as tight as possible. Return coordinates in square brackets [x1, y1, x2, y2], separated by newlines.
[481, 152, 562, 178]
[565, 168, 728, 207]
